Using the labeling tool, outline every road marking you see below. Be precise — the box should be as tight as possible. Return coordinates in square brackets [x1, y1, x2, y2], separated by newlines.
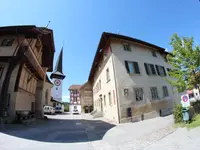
[76, 122, 82, 125]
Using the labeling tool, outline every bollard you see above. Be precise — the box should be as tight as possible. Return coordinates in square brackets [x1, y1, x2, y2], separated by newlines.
[182, 107, 189, 124]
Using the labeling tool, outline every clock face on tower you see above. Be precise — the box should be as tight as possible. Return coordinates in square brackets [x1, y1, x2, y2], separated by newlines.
[54, 79, 61, 86]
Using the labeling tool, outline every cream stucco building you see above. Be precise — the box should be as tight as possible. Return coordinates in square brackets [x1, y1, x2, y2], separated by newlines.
[0, 26, 55, 122]
[89, 32, 177, 124]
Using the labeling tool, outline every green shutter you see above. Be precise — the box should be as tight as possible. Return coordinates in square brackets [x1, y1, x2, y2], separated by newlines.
[133, 62, 140, 74]
[155, 65, 160, 75]
[125, 61, 130, 73]
[144, 63, 149, 75]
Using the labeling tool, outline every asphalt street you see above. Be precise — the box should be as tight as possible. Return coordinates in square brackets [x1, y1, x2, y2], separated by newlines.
[0, 113, 115, 150]
[1, 113, 199, 150]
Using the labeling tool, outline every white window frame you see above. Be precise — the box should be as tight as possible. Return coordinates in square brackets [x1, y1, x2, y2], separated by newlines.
[151, 51, 157, 57]
[150, 87, 159, 100]
[123, 43, 131, 51]
[163, 86, 169, 97]
[134, 88, 144, 102]
[124, 88, 129, 97]
[126, 61, 140, 74]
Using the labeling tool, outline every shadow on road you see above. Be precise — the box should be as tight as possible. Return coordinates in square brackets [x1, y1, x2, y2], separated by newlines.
[0, 116, 115, 143]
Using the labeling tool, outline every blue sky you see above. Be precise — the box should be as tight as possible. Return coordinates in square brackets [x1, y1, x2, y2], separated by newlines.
[1, 0, 200, 102]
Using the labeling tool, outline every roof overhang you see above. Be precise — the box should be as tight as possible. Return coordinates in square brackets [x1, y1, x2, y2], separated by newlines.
[0, 25, 55, 72]
[88, 32, 171, 82]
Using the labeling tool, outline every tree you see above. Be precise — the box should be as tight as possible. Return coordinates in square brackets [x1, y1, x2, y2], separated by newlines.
[166, 34, 200, 92]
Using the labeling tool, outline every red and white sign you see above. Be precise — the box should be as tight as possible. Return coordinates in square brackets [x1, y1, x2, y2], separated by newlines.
[182, 95, 188, 102]
[181, 94, 190, 107]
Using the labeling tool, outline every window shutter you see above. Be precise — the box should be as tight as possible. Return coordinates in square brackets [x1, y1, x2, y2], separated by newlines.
[133, 62, 140, 74]
[163, 67, 166, 76]
[125, 61, 130, 73]
[155, 65, 160, 75]
[167, 68, 171, 76]
[144, 63, 149, 75]
[123, 44, 126, 51]
[150, 64, 156, 75]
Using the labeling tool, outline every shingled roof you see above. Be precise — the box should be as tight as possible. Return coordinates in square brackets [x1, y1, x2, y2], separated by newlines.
[68, 84, 82, 90]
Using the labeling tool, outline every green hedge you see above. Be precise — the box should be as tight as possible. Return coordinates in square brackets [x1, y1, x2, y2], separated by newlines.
[173, 104, 183, 123]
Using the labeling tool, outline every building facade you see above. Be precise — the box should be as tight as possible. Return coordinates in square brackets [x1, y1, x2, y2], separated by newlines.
[0, 26, 55, 122]
[69, 85, 81, 113]
[88, 32, 176, 124]
[79, 81, 93, 113]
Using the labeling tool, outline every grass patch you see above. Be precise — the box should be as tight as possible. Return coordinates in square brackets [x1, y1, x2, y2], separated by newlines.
[174, 114, 200, 129]
[187, 114, 200, 129]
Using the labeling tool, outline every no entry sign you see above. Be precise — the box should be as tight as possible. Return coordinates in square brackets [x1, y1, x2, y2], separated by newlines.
[182, 95, 188, 102]
[181, 94, 190, 107]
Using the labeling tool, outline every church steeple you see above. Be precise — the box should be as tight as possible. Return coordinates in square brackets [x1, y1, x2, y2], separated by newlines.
[54, 47, 63, 74]
[50, 47, 65, 80]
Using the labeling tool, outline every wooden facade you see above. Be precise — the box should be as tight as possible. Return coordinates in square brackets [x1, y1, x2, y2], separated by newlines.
[18, 65, 38, 95]
[0, 26, 55, 121]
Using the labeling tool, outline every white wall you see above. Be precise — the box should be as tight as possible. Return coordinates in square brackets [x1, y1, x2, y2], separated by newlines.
[93, 54, 119, 123]
[51, 78, 63, 101]
[110, 40, 174, 118]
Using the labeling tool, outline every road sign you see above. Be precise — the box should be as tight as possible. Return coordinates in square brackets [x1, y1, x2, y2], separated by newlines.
[181, 94, 190, 107]
[182, 95, 188, 102]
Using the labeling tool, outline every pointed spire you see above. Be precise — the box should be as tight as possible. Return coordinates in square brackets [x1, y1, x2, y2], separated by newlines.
[54, 47, 63, 74]
[50, 47, 65, 79]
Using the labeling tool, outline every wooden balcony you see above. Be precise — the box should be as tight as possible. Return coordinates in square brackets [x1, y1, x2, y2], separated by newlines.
[23, 46, 46, 80]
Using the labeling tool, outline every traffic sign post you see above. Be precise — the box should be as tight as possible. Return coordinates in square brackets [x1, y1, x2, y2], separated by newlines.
[181, 94, 190, 108]
[181, 94, 190, 122]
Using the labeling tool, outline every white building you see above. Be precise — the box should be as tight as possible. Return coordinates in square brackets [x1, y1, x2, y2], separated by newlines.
[88, 32, 178, 124]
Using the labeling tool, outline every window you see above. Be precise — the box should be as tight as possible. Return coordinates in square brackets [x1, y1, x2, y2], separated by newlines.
[134, 88, 143, 101]
[74, 106, 77, 109]
[163, 86, 169, 97]
[167, 68, 171, 76]
[155, 65, 166, 76]
[0, 66, 4, 79]
[108, 92, 112, 105]
[151, 51, 157, 57]
[125, 61, 140, 74]
[144, 63, 156, 75]
[106, 68, 110, 82]
[0, 38, 14, 46]
[150, 87, 159, 100]
[104, 95, 106, 106]
[124, 88, 129, 96]
[123, 43, 131, 51]
[56, 87, 58, 90]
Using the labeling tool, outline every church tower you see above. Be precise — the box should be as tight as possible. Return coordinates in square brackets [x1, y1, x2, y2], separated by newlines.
[50, 48, 65, 102]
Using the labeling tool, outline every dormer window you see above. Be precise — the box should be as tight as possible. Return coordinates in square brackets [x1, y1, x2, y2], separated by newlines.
[123, 43, 131, 51]
[151, 51, 157, 57]
[1, 38, 14, 46]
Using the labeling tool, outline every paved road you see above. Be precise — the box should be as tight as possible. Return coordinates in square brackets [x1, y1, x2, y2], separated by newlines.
[0, 113, 115, 150]
[1, 113, 199, 150]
